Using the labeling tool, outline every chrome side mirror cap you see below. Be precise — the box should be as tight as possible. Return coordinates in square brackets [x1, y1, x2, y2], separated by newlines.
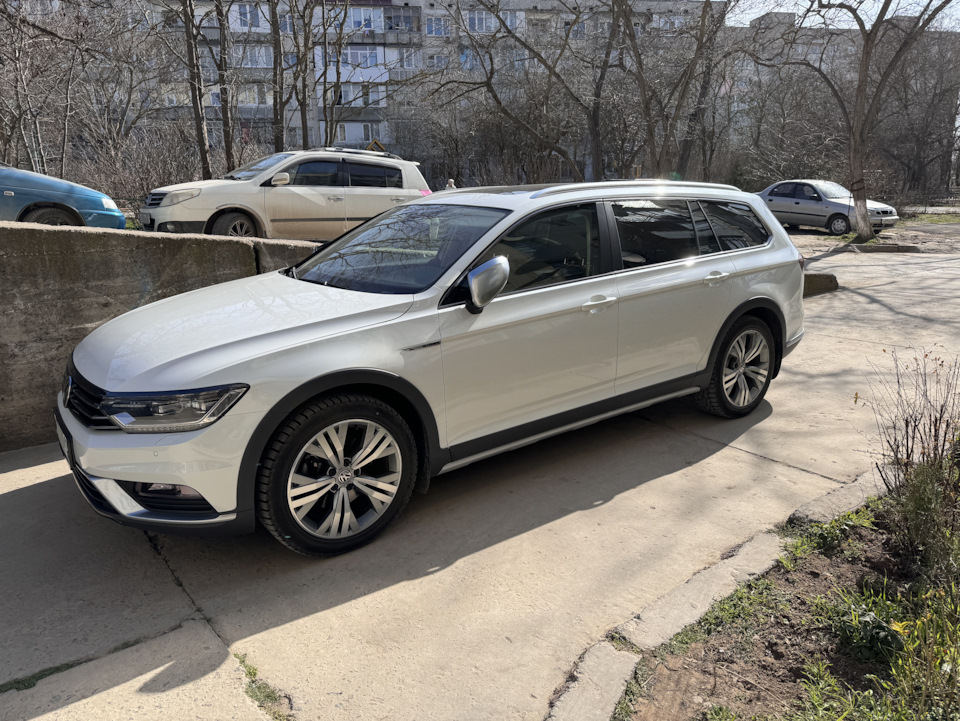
[466, 256, 509, 314]
[271, 172, 291, 186]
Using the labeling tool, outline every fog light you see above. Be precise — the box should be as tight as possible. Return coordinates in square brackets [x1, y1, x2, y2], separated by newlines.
[137, 483, 203, 498]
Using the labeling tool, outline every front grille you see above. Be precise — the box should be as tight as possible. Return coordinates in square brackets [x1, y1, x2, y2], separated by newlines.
[65, 366, 117, 430]
[144, 192, 167, 208]
[117, 482, 217, 517]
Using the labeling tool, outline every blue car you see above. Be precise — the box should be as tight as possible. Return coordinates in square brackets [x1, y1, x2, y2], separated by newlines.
[0, 163, 126, 229]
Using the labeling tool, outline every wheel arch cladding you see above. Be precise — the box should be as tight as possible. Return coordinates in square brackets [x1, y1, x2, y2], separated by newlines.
[237, 371, 446, 515]
[710, 299, 786, 380]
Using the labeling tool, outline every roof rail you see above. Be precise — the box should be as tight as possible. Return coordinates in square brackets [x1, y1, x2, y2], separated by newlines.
[308, 146, 405, 161]
[529, 179, 740, 199]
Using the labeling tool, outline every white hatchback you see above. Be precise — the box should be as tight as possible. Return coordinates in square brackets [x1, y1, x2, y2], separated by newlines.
[58, 181, 805, 556]
[138, 148, 431, 241]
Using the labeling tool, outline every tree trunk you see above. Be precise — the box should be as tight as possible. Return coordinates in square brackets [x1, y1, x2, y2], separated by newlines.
[181, 0, 212, 179]
[848, 132, 875, 242]
[214, 0, 235, 170]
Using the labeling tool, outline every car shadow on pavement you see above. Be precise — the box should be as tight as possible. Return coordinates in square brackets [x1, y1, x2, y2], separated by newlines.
[0, 402, 772, 714]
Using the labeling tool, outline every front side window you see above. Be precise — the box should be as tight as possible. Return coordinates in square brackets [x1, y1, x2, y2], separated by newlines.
[611, 199, 698, 268]
[289, 161, 339, 186]
[479, 203, 601, 293]
[294, 205, 509, 294]
[700, 201, 770, 250]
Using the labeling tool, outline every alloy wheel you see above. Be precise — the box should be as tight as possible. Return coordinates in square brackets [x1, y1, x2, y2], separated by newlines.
[286, 419, 402, 539]
[721, 329, 771, 409]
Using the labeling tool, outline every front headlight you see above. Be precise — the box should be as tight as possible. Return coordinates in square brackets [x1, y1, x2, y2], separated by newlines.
[159, 189, 201, 206]
[101, 197, 119, 210]
[100, 384, 248, 433]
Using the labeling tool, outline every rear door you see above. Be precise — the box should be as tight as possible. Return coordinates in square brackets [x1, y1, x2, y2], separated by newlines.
[265, 159, 346, 240]
[611, 198, 737, 394]
[343, 162, 410, 233]
[762, 183, 798, 225]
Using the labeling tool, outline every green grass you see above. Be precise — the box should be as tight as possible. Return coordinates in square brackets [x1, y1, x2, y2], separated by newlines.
[234, 653, 292, 721]
[779, 507, 876, 572]
[0, 661, 84, 694]
[905, 213, 960, 224]
[611, 660, 654, 721]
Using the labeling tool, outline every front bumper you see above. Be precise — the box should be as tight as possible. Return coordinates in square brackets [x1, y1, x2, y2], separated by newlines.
[55, 399, 257, 535]
[81, 208, 127, 230]
[872, 214, 899, 228]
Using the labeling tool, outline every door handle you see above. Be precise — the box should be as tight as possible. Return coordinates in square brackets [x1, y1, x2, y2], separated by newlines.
[581, 296, 618, 312]
[703, 271, 730, 285]
[329, 196, 344, 202]
[794, 201, 801, 204]
[391, 196, 407, 202]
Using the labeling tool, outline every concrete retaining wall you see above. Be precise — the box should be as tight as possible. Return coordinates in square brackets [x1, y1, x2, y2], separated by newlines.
[0, 221, 316, 452]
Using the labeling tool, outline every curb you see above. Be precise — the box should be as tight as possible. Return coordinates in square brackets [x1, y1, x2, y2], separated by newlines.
[842, 243, 922, 253]
[803, 272, 838, 297]
[544, 472, 888, 721]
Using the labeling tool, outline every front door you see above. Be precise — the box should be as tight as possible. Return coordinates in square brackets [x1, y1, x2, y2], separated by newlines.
[265, 160, 346, 240]
[439, 203, 619, 450]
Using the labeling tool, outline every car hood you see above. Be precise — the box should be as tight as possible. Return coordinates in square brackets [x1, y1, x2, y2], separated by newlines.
[152, 179, 248, 194]
[73, 272, 413, 391]
[1, 167, 106, 198]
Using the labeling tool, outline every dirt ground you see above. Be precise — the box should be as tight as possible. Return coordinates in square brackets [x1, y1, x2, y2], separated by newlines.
[630, 526, 899, 720]
[789, 221, 960, 257]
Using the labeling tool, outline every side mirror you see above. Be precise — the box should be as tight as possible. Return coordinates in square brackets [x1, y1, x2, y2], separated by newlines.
[271, 172, 291, 187]
[466, 256, 509, 314]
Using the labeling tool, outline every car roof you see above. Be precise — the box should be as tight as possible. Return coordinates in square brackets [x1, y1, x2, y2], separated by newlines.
[417, 180, 748, 211]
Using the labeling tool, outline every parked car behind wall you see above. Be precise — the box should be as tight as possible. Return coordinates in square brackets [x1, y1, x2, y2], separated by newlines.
[0, 163, 126, 230]
[756, 180, 898, 235]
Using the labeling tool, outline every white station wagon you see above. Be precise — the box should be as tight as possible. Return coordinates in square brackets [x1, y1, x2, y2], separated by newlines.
[58, 181, 805, 556]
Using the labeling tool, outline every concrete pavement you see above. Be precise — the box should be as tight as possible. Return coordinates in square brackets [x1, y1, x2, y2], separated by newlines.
[2, 251, 959, 720]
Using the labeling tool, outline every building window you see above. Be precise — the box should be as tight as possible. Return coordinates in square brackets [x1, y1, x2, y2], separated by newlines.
[398, 48, 420, 69]
[234, 45, 273, 68]
[337, 123, 347, 142]
[564, 20, 585, 39]
[468, 10, 495, 33]
[362, 123, 373, 143]
[237, 3, 260, 29]
[460, 48, 481, 70]
[425, 16, 451, 36]
[385, 7, 420, 31]
[500, 10, 519, 30]
[278, 12, 294, 33]
[349, 7, 379, 30]
[426, 54, 449, 69]
[345, 46, 378, 68]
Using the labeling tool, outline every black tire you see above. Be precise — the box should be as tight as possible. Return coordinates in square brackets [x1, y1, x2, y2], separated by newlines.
[786, 224, 800, 231]
[211, 211, 258, 237]
[256, 394, 417, 557]
[23, 207, 77, 226]
[827, 214, 850, 236]
[694, 317, 775, 418]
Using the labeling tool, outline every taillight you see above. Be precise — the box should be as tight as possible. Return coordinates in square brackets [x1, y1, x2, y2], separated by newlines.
[419, 189, 432, 196]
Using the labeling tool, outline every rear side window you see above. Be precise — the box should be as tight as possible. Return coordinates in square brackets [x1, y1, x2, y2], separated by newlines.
[347, 162, 403, 188]
[700, 201, 770, 250]
[769, 183, 796, 198]
[611, 199, 698, 268]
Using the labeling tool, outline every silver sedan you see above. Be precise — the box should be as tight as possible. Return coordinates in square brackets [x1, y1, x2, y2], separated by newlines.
[757, 180, 898, 235]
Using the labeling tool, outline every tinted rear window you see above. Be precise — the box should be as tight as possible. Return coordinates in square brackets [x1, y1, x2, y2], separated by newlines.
[347, 162, 403, 188]
[700, 201, 770, 250]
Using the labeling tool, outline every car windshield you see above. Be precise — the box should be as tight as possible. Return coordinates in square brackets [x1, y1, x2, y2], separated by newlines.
[293, 204, 510, 294]
[221, 153, 296, 181]
[817, 181, 851, 199]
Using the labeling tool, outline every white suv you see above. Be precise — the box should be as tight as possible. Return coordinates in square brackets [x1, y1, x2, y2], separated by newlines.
[138, 148, 431, 241]
[58, 181, 805, 556]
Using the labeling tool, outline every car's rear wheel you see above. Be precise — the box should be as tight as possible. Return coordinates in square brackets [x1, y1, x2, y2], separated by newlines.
[23, 207, 77, 226]
[212, 211, 258, 237]
[827, 214, 850, 235]
[695, 317, 774, 418]
[256, 394, 417, 557]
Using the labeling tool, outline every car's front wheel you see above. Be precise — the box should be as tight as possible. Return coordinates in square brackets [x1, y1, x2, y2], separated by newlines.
[212, 211, 258, 237]
[256, 394, 417, 556]
[827, 214, 851, 235]
[23, 207, 77, 226]
[695, 317, 775, 418]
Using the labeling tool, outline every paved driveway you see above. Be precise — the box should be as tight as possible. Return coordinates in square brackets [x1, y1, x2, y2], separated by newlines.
[2, 252, 959, 720]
